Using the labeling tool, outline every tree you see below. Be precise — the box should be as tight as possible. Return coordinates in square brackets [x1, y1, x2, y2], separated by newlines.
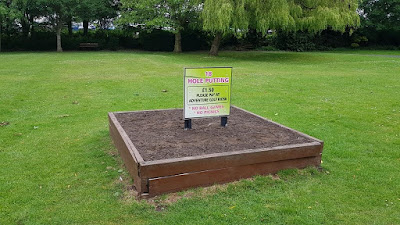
[0, 0, 20, 52]
[360, 0, 400, 31]
[39, 0, 77, 52]
[202, 0, 360, 56]
[76, 0, 95, 35]
[76, 0, 118, 35]
[120, 0, 200, 52]
[95, 0, 120, 29]
[12, 0, 42, 37]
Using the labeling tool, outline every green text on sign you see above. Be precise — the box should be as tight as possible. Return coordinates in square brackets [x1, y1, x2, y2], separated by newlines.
[184, 67, 232, 118]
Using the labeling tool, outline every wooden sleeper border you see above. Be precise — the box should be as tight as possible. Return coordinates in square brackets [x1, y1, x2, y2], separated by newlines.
[108, 106, 323, 198]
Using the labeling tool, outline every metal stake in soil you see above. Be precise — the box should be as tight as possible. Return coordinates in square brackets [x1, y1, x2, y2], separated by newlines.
[184, 119, 192, 130]
[221, 116, 228, 127]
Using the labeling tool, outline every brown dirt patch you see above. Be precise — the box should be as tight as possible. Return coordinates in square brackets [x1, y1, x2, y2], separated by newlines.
[114, 107, 314, 161]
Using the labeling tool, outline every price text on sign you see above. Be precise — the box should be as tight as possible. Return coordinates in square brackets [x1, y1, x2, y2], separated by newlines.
[184, 67, 232, 118]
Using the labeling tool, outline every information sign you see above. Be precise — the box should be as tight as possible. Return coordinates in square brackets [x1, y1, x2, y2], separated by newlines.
[184, 67, 232, 119]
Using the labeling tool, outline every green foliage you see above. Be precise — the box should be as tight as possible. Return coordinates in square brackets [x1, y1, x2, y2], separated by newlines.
[0, 28, 212, 51]
[202, 0, 360, 35]
[356, 0, 400, 47]
[257, 45, 278, 51]
[351, 34, 368, 47]
[38, 0, 78, 22]
[0, 1, 22, 30]
[138, 29, 174, 51]
[119, 0, 200, 33]
[350, 42, 359, 48]
[181, 28, 210, 51]
[0, 0, 121, 51]
[2, 31, 56, 50]
[119, 0, 201, 52]
[75, 0, 118, 24]
[0, 2, 7, 21]
[269, 29, 351, 51]
[274, 31, 318, 51]
[360, 0, 400, 31]
[11, 0, 42, 34]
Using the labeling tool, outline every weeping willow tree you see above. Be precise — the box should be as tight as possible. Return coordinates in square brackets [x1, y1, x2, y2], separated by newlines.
[202, 0, 360, 56]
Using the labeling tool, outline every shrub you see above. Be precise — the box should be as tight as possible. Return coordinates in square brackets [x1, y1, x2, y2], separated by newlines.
[274, 32, 317, 51]
[257, 46, 278, 51]
[181, 29, 210, 51]
[138, 29, 174, 51]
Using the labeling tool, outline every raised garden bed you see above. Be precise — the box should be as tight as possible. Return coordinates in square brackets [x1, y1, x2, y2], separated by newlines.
[108, 106, 323, 198]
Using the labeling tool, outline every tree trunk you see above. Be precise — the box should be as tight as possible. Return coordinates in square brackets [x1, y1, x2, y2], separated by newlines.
[56, 21, 63, 52]
[21, 16, 30, 37]
[209, 33, 222, 56]
[83, 20, 89, 36]
[5, 13, 10, 37]
[29, 17, 34, 37]
[67, 19, 73, 35]
[173, 31, 182, 53]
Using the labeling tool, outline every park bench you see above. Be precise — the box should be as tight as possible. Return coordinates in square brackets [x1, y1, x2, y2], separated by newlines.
[79, 42, 99, 50]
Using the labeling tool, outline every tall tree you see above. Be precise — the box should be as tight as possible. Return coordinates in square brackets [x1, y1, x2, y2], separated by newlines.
[40, 0, 77, 52]
[76, 0, 96, 35]
[13, 0, 42, 37]
[202, 0, 360, 56]
[94, 0, 119, 29]
[0, 0, 20, 52]
[76, 0, 118, 35]
[120, 0, 200, 52]
[360, 0, 400, 31]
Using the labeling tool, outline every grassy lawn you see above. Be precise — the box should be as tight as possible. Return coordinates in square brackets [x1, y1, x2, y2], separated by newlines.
[1, 50, 399, 224]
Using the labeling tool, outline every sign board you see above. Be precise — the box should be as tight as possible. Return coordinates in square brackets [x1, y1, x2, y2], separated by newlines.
[184, 67, 232, 119]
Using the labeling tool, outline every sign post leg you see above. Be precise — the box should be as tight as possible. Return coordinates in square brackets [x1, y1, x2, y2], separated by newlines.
[221, 116, 228, 127]
[184, 119, 192, 130]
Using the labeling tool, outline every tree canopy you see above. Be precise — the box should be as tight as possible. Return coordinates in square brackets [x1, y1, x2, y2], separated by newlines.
[360, 0, 400, 31]
[119, 0, 200, 52]
[0, 0, 21, 51]
[202, 0, 360, 55]
[38, 0, 78, 51]
[11, 0, 42, 36]
[76, 0, 118, 35]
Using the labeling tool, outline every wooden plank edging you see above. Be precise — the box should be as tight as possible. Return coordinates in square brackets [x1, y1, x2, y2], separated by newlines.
[108, 113, 148, 193]
[147, 156, 321, 196]
[140, 142, 322, 178]
[108, 112, 144, 163]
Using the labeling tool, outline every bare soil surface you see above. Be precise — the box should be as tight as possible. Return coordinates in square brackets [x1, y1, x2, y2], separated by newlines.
[115, 107, 315, 161]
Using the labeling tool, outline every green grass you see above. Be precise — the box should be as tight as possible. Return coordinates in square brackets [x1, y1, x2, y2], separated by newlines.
[1, 50, 399, 224]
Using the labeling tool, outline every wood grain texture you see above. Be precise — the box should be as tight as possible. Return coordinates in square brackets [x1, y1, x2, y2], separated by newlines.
[108, 113, 147, 193]
[147, 156, 321, 196]
[140, 142, 322, 178]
